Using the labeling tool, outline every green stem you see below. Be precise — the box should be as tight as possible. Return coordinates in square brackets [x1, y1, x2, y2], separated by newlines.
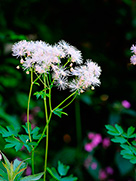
[27, 70, 35, 174]
[61, 93, 78, 110]
[27, 71, 33, 143]
[34, 70, 48, 88]
[34, 112, 52, 150]
[43, 74, 49, 181]
[53, 91, 77, 111]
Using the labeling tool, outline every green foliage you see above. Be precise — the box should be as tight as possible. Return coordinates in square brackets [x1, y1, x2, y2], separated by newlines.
[106, 124, 136, 164]
[47, 161, 78, 181]
[53, 108, 68, 118]
[0, 152, 43, 181]
[115, 152, 134, 176]
[20, 172, 44, 181]
[0, 123, 45, 153]
[33, 89, 49, 100]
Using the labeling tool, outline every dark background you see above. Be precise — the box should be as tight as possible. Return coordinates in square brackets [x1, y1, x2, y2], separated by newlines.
[0, 0, 136, 180]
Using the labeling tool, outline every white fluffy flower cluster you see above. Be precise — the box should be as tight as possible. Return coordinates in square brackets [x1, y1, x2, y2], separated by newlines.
[130, 44, 136, 65]
[12, 40, 101, 92]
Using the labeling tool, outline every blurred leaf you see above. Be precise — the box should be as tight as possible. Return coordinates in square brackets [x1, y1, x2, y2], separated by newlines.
[115, 124, 123, 134]
[122, 0, 132, 6]
[105, 124, 120, 136]
[111, 137, 127, 144]
[47, 167, 61, 180]
[132, 140, 136, 146]
[115, 152, 134, 176]
[0, 76, 18, 88]
[0, 168, 8, 180]
[130, 157, 136, 164]
[60, 175, 78, 181]
[20, 172, 44, 181]
[52, 147, 76, 165]
[120, 149, 134, 159]
[0, 108, 20, 128]
[122, 109, 136, 117]
[109, 112, 121, 125]
[79, 93, 92, 105]
[58, 161, 70, 176]
[127, 126, 135, 138]
[17, 92, 35, 109]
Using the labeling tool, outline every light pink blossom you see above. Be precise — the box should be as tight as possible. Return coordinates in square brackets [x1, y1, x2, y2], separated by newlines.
[122, 100, 131, 109]
[99, 169, 107, 180]
[84, 143, 94, 152]
[91, 162, 97, 170]
[102, 137, 111, 148]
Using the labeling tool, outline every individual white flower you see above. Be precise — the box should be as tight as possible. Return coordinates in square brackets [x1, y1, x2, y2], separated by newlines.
[22, 57, 33, 70]
[52, 44, 65, 59]
[130, 44, 136, 54]
[69, 60, 101, 92]
[130, 55, 136, 65]
[54, 77, 68, 90]
[85, 60, 101, 77]
[58, 40, 83, 64]
[12, 40, 28, 57]
[35, 65, 46, 74]
[69, 79, 81, 92]
[52, 65, 70, 81]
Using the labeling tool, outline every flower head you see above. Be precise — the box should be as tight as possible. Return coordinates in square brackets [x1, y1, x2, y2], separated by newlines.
[130, 44, 136, 65]
[69, 60, 101, 93]
[12, 40, 101, 92]
[130, 44, 136, 54]
[58, 40, 83, 64]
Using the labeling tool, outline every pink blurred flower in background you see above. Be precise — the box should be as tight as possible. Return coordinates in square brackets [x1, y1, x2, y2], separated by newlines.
[88, 132, 95, 140]
[92, 133, 102, 147]
[102, 137, 111, 149]
[21, 113, 34, 123]
[121, 100, 131, 109]
[25, 166, 32, 176]
[91, 162, 97, 170]
[99, 169, 107, 180]
[84, 143, 94, 152]
[106, 166, 114, 175]
[85, 133, 102, 152]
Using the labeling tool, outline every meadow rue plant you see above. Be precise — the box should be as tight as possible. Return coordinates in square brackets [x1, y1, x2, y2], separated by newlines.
[0, 40, 101, 180]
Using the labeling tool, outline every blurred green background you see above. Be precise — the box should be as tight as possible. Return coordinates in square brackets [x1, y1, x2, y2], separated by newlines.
[1, 0, 136, 180]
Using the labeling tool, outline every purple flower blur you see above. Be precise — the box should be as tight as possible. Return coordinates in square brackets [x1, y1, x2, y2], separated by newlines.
[122, 100, 131, 109]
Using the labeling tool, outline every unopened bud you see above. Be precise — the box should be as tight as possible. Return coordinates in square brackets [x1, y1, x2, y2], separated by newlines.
[80, 89, 84, 93]
[91, 86, 95, 90]
[70, 67, 74, 72]
[20, 59, 24, 64]
[70, 63, 73, 67]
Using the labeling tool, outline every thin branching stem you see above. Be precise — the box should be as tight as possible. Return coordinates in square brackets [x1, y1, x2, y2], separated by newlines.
[27, 69, 35, 174]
